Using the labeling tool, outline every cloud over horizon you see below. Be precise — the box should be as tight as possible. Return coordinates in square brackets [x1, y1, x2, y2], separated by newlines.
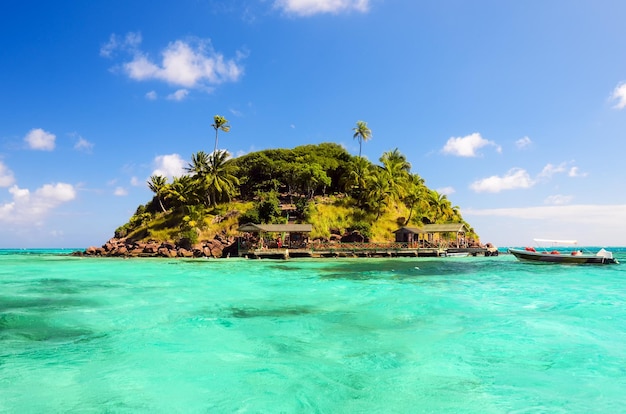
[470, 168, 533, 193]
[0, 182, 76, 225]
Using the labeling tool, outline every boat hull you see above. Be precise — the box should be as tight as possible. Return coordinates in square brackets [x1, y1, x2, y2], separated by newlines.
[508, 248, 618, 265]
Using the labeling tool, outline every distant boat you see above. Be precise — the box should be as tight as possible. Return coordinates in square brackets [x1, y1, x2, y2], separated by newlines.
[508, 239, 618, 265]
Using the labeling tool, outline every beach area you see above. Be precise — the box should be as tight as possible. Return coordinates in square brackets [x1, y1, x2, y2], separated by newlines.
[2, 249, 626, 413]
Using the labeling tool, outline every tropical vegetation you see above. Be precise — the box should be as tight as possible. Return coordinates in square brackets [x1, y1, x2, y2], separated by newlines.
[116, 117, 477, 246]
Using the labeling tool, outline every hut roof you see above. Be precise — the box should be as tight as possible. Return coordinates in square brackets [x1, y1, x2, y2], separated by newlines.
[237, 223, 313, 233]
[394, 223, 466, 234]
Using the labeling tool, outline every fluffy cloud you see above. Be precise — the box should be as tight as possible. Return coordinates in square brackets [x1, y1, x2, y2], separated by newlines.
[0, 161, 15, 187]
[274, 0, 369, 15]
[145, 91, 158, 100]
[167, 89, 189, 101]
[0, 183, 76, 224]
[152, 154, 186, 179]
[515, 136, 532, 149]
[610, 82, 626, 109]
[442, 132, 501, 157]
[568, 166, 587, 178]
[470, 161, 586, 193]
[538, 162, 567, 179]
[105, 33, 245, 91]
[470, 168, 534, 193]
[73, 135, 94, 153]
[25, 128, 56, 151]
[114, 187, 128, 196]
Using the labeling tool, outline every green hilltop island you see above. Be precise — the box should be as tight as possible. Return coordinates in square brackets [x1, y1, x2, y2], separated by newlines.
[76, 121, 497, 259]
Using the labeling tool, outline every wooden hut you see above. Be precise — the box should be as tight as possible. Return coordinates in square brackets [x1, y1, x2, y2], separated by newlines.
[394, 223, 467, 248]
[237, 223, 313, 252]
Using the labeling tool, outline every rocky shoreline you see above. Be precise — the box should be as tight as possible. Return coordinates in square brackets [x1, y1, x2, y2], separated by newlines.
[72, 235, 238, 259]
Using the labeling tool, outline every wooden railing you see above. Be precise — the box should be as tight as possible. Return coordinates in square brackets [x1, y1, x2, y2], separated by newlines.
[239, 241, 455, 251]
[310, 242, 413, 251]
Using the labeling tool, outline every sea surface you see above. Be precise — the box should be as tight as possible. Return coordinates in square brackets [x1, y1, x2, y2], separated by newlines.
[1, 248, 626, 413]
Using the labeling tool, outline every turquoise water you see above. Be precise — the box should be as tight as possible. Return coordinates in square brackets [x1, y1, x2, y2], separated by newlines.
[1, 250, 626, 413]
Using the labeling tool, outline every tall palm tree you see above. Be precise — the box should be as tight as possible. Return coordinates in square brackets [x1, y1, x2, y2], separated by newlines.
[211, 115, 230, 155]
[147, 175, 168, 213]
[352, 120, 372, 157]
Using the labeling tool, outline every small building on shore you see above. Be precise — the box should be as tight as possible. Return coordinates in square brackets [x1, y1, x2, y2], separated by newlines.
[237, 222, 495, 259]
[394, 223, 468, 248]
[237, 222, 313, 249]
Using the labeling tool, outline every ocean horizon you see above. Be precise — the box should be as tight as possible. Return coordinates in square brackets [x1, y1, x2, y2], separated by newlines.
[2, 249, 625, 412]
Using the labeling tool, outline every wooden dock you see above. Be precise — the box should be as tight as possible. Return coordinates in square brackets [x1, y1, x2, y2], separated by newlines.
[238, 242, 496, 259]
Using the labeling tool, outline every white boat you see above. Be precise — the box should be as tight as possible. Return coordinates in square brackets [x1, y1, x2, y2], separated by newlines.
[508, 239, 618, 265]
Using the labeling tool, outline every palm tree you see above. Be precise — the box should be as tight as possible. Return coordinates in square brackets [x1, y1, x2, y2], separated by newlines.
[352, 120, 372, 157]
[186, 151, 211, 206]
[380, 148, 411, 200]
[206, 150, 240, 205]
[211, 115, 230, 154]
[402, 174, 428, 225]
[344, 156, 373, 205]
[164, 175, 197, 213]
[366, 168, 393, 218]
[147, 175, 168, 213]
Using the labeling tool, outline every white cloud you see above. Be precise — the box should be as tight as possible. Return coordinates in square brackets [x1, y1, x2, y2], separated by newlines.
[130, 176, 141, 186]
[442, 132, 501, 157]
[0, 161, 15, 187]
[568, 166, 587, 178]
[538, 162, 567, 179]
[114, 187, 128, 196]
[471, 161, 585, 194]
[116, 36, 244, 90]
[464, 204, 626, 226]
[100, 32, 142, 58]
[167, 89, 189, 101]
[544, 194, 573, 205]
[437, 186, 455, 196]
[25, 128, 56, 151]
[152, 154, 186, 179]
[610, 82, 626, 109]
[464, 204, 626, 246]
[146, 90, 158, 100]
[73, 136, 94, 153]
[0, 183, 76, 224]
[515, 136, 532, 149]
[470, 168, 534, 193]
[274, 0, 369, 15]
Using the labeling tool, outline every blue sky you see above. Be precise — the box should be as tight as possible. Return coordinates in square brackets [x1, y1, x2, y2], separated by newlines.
[2, 0, 626, 248]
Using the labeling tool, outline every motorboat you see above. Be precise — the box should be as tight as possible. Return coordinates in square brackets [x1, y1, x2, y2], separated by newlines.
[508, 239, 618, 265]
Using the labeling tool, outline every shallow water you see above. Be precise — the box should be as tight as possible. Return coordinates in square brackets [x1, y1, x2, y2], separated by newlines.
[1, 250, 626, 413]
